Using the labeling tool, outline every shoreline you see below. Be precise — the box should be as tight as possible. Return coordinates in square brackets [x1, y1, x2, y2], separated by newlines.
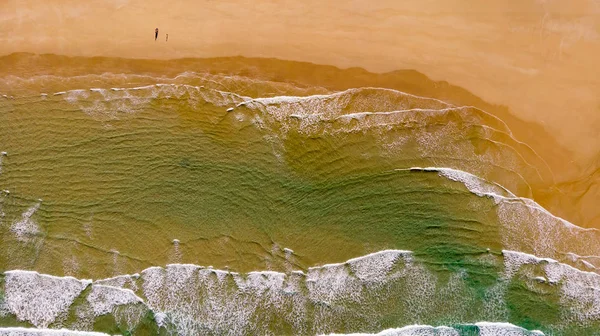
[2, 0, 599, 165]
[0, 52, 579, 168]
[0, 52, 597, 229]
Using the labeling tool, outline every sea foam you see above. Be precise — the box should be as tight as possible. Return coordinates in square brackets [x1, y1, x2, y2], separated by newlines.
[322, 322, 545, 335]
[1, 248, 599, 334]
[10, 202, 42, 242]
[4, 271, 90, 328]
[0, 328, 110, 336]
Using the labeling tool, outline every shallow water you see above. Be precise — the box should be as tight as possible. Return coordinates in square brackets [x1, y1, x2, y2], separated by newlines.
[0, 55, 599, 335]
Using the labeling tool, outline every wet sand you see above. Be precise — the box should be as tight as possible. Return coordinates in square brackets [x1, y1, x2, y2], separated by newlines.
[2, 0, 599, 163]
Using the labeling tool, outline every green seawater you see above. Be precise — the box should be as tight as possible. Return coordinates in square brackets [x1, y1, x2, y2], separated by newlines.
[0, 64, 599, 335]
[0, 83, 505, 277]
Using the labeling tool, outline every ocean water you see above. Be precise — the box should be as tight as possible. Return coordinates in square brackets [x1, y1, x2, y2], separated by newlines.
[0, 55, 599, 335]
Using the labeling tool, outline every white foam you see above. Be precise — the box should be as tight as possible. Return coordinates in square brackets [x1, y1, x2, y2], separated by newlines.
[64, 89, 89, 103]
[154, 312, 169, 328]
[133, 250, 427, 334]
[86, 284, 143, 315]
[4, 271, 90, 328]
[323, 324, 460, 336]
[7, 71, 327, 104]
[435, 167, 516, 199]
[243, 87, 453, 128]
[129, 85, 155, 91]
[322, 322, 544, 335]
[3, 249, 593, 334]
[252, 87, 450, 106]
[582, 260, 596, 269]
[10, 202, 41, 241]
[475, 322, 545, 335]
[408, 166, 524, 201]
[241, 88, 519, 147]
[336, 107, 464, 121]
[309, 250, 412, 271]
[88, 274, 129, 288]
[347, 250, 406, 284]
[423, 167, 590, 231]
[58, 83, 249, 118]
[0, 327, 110, 336]
[502, 250, 558, 278]
[250, 92, 335, 105]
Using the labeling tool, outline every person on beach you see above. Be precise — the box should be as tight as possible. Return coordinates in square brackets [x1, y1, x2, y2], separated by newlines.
[166, 34, 169, 42]
[155, 28, 159, 41]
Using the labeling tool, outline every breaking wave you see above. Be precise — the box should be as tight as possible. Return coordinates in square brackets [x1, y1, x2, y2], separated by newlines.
[1, 249, 599, 334]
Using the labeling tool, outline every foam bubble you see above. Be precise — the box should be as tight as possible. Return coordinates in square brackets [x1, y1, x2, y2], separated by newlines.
[10, 202, 41, 242]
